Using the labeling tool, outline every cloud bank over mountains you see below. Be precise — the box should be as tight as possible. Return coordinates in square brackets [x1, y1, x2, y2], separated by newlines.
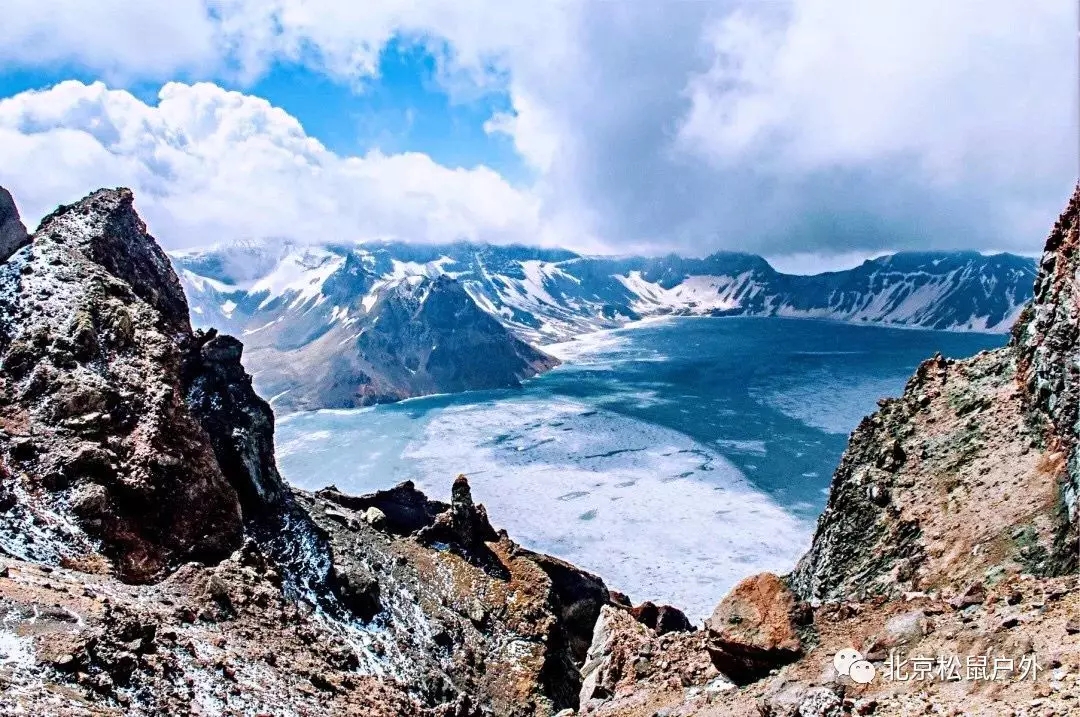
[0, 0, 1075, 261]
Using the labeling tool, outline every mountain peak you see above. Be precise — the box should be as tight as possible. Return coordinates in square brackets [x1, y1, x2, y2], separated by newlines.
[0, 186, 315, 585]
[37, 187, 192, 338]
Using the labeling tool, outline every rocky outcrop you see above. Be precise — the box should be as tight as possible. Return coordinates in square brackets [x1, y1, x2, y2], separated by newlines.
[182, 331, 290, 515]
[416, 474, 500, 555]
[1013, 182, 1080, 572]
[0, 187, 29, 262]
[0, 185, 335, 597]
[0, 188, 244, 581]
[302, 475, 610, 715]
[703, 573, 807, 684]
[181, 328, 334, 600]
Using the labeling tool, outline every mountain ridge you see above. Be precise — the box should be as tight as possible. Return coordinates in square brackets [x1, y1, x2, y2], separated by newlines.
[172, 240, 1036, 410]
[173, 241, 1036, 340]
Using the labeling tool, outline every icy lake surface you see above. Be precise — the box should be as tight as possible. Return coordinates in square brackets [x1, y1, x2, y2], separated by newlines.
[275, 317, 1004, 620]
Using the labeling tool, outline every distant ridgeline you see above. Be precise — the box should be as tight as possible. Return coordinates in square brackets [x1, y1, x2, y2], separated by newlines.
[172, 241, 1036, 410]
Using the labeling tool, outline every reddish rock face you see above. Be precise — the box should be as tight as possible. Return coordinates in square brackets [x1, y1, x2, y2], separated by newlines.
[0, 188, 245, 582]
[704, 572, 804, 684]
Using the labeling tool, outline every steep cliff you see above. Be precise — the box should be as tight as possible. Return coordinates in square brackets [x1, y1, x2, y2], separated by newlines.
[1013, 184, 1080, 572]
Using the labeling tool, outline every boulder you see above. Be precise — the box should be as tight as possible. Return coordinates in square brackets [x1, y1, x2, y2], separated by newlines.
[628, 600, 695, 635]
[705, 573, 805, 684]
[579, 605, 650, 706]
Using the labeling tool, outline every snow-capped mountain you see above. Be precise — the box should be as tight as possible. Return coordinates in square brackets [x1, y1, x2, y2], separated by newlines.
[171, 241, 1035, 409]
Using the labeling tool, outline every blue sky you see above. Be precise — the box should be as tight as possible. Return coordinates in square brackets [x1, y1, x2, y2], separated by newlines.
[249, 42, 526, 180]
[0, 1, 1074, 261]
[0, 38, 527, 181]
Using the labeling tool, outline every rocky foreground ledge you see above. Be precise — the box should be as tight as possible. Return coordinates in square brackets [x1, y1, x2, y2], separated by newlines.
[0, 183, 1078, 717]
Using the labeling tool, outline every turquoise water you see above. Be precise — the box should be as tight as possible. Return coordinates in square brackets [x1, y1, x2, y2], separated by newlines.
[275, 317, 1004, 619]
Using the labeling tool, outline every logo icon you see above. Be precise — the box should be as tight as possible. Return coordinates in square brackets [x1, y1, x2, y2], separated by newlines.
[833, 648, 863, 676]
[849, 659, 876, 684]
[833, 648, 877, 684]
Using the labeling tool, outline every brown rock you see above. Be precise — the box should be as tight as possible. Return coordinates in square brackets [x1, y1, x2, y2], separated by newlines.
[628, 600, 695, 635]
[705, 573, 803, 684]
[0, 187, 245, 581]
[948, 582, 986, 609]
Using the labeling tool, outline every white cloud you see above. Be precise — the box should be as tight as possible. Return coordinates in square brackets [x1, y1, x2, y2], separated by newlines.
[677, 1, 1075, 182]
[0, 0, 1075, 258]
[0, 81, 548, 249]
[0, 0, 221, 81]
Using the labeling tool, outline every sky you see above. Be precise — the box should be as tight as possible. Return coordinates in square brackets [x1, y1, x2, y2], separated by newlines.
[0, 0, 1076, 269]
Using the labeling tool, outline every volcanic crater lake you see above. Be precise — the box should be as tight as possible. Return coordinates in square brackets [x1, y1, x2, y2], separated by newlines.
[274, 317, 1004, 619]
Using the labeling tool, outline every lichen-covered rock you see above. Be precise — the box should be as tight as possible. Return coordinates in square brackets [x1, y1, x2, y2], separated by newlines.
[1013, 182, 1080, 572]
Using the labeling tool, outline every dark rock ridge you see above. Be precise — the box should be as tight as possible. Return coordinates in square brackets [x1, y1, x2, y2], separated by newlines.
[242, 272, 560, 411]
